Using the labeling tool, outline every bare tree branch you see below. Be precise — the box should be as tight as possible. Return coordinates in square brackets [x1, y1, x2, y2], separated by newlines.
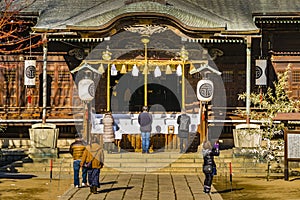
[0, 0, 43, 54]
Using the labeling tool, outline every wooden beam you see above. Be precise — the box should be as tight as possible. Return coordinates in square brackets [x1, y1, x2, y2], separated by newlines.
[273, 113, 300, 121]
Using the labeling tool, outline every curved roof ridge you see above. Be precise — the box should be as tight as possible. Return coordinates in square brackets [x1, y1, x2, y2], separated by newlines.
[29, 0, 300, 33]
[72, 1, 227, 29]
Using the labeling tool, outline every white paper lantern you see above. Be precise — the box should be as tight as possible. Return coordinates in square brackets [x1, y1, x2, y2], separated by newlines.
[78, 78, 95, 101]
[132, 64, 139, 77]
[154, 66, 161, 77]
[111, 64, 118, 76]
[197, 79, 214, 102]
[176, 64, 182, 76]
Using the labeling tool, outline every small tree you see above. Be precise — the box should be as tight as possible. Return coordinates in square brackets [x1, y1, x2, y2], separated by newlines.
[237, 68, 299, 139]
[236, 67, 299, 180]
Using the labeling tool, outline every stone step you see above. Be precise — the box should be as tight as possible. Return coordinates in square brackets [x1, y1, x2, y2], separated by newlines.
[14, 150, 275, 176]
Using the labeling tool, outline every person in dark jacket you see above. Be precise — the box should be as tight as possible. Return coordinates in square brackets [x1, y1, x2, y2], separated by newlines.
[177, 109, 191, 153]
[69, 133, 87, 188]
[138, 106, 153, 153]
[202, 140, 220, 194]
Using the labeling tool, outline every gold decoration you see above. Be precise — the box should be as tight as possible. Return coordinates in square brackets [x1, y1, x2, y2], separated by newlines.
[189, 63, 196, 74]
[165, 65, 172, 74]
[98, 63, 105, 74]
[142, 66, 150, 74]
[120, 64, 127, 74]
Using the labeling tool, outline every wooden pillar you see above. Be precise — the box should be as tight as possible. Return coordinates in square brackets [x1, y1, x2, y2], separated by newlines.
[141, 37, 149, 107]
[198, 102, 207, 143]
[106, 64, 111, 111]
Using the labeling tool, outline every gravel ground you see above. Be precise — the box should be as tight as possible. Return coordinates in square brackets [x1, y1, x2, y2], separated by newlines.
[0, 173, 72, 200]
[213, 175, 300, 200]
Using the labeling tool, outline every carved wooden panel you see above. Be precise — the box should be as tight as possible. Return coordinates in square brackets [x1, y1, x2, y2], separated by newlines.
[0, 55, 81, 119]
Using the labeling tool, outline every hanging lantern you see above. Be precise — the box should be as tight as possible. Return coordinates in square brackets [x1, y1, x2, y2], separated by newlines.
[176, 64, 182, 76]
[111, 64, 118, 76]
[142, 66, 150, 74]
[120, 64, 127, 74]
[24, 57, 36, 86]
[154, 66, 161, 77]
[197, 79, 214, 102]
[98, 63, 105, 74]
[165, 65, 172, 74]
[78, 74, 95, 101]
[132, 64, 139, 76]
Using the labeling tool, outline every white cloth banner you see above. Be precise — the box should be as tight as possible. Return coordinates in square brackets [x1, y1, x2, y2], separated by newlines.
[255, 59, 267, 85]
[24, 59, 36, 86]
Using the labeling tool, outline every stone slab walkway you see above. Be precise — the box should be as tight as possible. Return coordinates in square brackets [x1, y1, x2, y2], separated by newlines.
[59, 172, 223, 200]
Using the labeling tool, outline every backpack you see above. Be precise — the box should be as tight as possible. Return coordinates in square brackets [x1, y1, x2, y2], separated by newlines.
[179, 115, 190, 132]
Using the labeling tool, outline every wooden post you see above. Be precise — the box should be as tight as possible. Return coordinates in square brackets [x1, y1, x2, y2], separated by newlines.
[198, 102, 207, 143]
[204, 103, 208, 140]
[42, 34, 48, 123]
[83, 103, 88, 143]
[182, 61, 185, 110]
[246, 36, 252, 124]
[87, 102, 91, 145]
[284, 127, 289, 180]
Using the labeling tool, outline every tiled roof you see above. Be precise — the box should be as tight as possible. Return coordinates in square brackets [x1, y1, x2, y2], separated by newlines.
[73, 1, 227, 29]
[14, 0, 300, 34]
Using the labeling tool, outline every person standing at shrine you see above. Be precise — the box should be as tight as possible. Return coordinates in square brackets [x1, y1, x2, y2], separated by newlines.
[138, 106, 153, 153]
[102, 112, 116, 153]
[177, 109, 191, 153]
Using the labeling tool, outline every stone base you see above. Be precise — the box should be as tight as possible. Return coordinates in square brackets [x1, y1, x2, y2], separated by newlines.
[28, 147, 58, 158]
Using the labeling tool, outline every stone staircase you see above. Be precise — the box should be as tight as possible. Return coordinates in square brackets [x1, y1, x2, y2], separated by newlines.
[15, 151, 203, 175]
[11, 149, 285, 179]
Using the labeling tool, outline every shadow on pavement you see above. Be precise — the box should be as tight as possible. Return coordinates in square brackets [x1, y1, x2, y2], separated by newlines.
[101, 181, 118, 185]
[289, 177, 300, 182]
[216, 187, 244, 194]
[0, 172, 37, 179]
[98, 186, 134, 193]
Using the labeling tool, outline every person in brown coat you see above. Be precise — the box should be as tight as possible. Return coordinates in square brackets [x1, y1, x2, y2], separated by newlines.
[80, 136, 104, 194]
[102, 112, 116, 153]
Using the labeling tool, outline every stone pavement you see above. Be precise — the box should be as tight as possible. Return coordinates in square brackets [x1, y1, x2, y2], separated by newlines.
[59, 172, 223, 200]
